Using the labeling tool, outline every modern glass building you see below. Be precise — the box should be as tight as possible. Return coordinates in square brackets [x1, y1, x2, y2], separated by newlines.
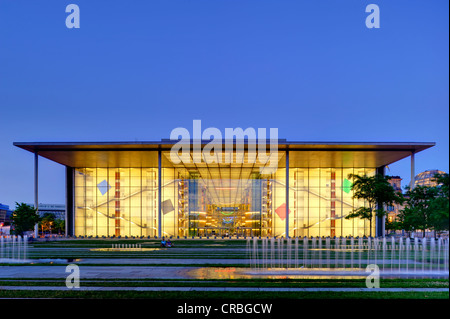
[14, 140, 434, 238]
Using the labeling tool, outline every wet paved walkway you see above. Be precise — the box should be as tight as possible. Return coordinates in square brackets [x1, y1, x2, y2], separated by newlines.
[0, 266, 192, 279]
[1, 265, 448, 281]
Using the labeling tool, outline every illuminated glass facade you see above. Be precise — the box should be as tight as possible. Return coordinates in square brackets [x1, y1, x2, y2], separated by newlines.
[74, 167, 159, 237]
[289, 167, 376, 237]
[72, 150, 376, 238]
[14, 140, 435, 238]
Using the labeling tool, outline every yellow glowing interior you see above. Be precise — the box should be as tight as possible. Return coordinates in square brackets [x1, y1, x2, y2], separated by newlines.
[74, 150, 376, 237]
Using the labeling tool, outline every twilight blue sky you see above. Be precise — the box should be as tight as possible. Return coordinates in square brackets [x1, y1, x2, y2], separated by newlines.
[0, 0, 448, 209]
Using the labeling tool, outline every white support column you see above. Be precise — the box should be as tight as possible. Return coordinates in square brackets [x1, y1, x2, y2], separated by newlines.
[410, 152, 415, 189]
[409, 151, 416, 236]
[34, 152, 39, 238]
[410, 151, 417, 237]
[158, 149, 162, 239]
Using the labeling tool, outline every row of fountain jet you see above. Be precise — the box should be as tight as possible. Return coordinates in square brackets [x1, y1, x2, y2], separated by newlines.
[246, 236, 449, 274]
[0, 235, 29, 262]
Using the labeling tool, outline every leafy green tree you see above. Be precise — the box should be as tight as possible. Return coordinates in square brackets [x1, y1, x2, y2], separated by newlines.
[429, 173, 449, 234]
[11, 202, 41, 236]
[39, 213, 55, 235]
[396, 208, 415, 236]
[400, 185, 438, 237]
[53, 219, 65, 235]
[398, 173, 449, 237]
[385, 218, 403, 234]
[345, 174, 404, 237]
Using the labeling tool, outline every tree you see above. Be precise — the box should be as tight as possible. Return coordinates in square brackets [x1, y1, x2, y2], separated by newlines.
[345, 174, 404, 237]
[53, 219, 65, 235]
[39, 213, 55, 235]
[396, 208, 415, 236]
[429, 173, 449, 234]
[400, 185, 438, 237]
[385, 218, 403, 235]
[398, 173, 449, 237]
[11, 202, 41, 236]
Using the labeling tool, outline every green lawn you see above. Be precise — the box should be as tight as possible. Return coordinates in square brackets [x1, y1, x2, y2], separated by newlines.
[0, 290, 447, 299]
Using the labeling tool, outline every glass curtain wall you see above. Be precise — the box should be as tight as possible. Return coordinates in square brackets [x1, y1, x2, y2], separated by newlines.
[73, 150, 376, 238]
[289, 166, 376, 237]
[74, 167, 158, 237]
[161, 150, 286, 238]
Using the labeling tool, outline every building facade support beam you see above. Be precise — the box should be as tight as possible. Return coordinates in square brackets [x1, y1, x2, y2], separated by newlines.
[34, 152, 39, 238]
[65, 166, 74, 237]
[410, 151, 415, 189]
[376, 165, 386, 237]
[158, 149, 162, 239]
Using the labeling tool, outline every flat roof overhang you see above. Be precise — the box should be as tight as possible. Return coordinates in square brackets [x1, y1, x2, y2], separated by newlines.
[13, 141, 435, 168]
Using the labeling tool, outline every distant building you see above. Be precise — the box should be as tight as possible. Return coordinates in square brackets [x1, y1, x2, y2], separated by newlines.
[0, 203, 13, 225]
[27, 203, 66, 220]
[414, 169, 446, 187]
[388, 176, 402, 192]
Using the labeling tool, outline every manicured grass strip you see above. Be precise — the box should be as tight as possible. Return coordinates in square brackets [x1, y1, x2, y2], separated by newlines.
[0, 290, 448, 299]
